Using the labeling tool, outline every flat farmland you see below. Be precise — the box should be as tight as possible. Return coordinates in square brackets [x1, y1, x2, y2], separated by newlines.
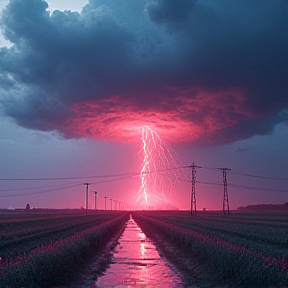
[0, 210, 129, 287]
[0, 209, 287, 287]
[0, 210, 127, 259]
[133, 210, 288, 287]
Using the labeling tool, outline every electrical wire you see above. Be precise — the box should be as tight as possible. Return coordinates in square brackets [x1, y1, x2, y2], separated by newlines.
[0, 172, 139, 181]
[184, 164, 288, 181]
[89, 174, 139, 185]
[0, 166, 187, 181]
[229, 171, 288, 181]
[2, 165, 286, 183]
[229, 183, 288, 193]
[197, 180, 223, 186]
[0, 173, 142, 197]
[0, 181, 82, 193]
[175, 176, 288, 193]
[0, 183, 82, 198]
[1, 164, 287, 197]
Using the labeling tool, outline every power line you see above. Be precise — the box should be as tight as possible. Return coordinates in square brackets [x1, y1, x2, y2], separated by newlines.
[186, 165, 288, 181]
[90, 175, 139, 185]
[230, 171, 288, 181]
[0, 174, 140, 194]
[0, 181, 81, 193]
[0, 172, 138, 181]
[196, 180, 222, 186]
[1, 166, 286, 183]
[0, 176, 140, 198]
[0, 175, 140, 197]
[229, 183, 288, 193]
[184, 164, 220, 171]
[0, 166, 187, 181]
[1, 165, 287, 198]
[175, 177, 288, 193]
[0, 183, 82, 198]
[195, 180, 288, 193]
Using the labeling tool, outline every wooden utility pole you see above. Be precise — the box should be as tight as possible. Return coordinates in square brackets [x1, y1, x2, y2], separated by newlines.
[104, 196, 107, 210]
[93, 191, 98, 210]
[84, 183, 90, 216]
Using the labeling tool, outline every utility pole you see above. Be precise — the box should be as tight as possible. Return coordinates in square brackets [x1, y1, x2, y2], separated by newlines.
[218, 168, 231, 215]
[93, 191, 98, 210]
[104, 196, 107, 211]
[84, 183, 90, 216]
[188, 163, 201, 216]
[110, 198, 113, 210]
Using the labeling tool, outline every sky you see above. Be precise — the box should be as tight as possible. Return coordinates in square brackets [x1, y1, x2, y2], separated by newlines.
[0, 0, 287, 211]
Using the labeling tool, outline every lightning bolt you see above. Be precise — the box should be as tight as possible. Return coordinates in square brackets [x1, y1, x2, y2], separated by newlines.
[136, 126, 186, 210]
[139, 128, 149, 207]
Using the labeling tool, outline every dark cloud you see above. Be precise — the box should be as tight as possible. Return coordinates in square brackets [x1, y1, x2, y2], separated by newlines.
[236, 146, 251, 153]
[0, 0, 287, 144]
[199, 111, 288, 145]
[145, 0, 197, 26]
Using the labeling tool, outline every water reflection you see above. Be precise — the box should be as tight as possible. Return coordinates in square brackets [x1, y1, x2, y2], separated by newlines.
[94, 216, 183, 287]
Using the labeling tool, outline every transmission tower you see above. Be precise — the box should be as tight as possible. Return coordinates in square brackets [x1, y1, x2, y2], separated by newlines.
[189, 162, 201, 216]
[218, 168, 231, 215]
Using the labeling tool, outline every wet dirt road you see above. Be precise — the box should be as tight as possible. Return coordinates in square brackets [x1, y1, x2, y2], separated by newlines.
[76, 215, 184, 287]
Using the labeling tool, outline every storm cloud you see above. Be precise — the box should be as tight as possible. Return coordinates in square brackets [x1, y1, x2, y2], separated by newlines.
[0, 0, 287, 144]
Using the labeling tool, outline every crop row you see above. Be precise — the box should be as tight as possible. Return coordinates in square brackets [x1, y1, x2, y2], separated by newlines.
[143, 211, 288, 252]
[0, 209, 85, 224]
[166, 217, 287, 250]
[0, 212, 129, 287]
[0, 212, 123, 259]
[133, 212, 288, 287]
[0, 213, 112, 239]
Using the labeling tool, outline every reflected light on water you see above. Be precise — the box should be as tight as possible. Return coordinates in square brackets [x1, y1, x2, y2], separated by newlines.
[140, 243, 146, 257]
[93, 217, 183, 287]
[138, 232, 146, 242]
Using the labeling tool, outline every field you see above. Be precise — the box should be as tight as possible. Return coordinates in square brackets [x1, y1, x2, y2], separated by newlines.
[0, 209, 287, 287]
[0, 209, 129, 287]
[133, 210, 288, 287]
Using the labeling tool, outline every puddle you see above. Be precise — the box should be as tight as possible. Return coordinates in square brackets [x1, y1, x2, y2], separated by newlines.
[77, 214, 184, 287]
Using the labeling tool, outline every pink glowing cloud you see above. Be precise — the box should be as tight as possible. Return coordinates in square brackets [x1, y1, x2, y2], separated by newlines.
[0, 0, 287, 145]
[60, 87, 254, 144]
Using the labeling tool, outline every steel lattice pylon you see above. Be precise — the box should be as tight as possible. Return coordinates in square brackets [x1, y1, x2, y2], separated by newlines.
[189, 162, 201, 216]
[219, 168, 231, 215]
